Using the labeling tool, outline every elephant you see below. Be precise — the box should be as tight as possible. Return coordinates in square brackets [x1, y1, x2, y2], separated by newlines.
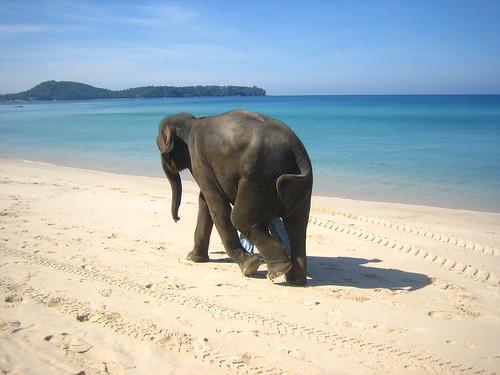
[156, 110, 313, 285]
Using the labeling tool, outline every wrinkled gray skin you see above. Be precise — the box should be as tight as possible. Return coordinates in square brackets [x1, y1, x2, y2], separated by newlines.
[156, 110, 313, 285]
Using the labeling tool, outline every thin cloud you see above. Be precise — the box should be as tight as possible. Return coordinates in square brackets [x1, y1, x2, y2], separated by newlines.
[1, 43, 244, 64]
[136, 4, 197, 24]
[0, 23, 84, 37]
[0, 1, 197, 30]
[56, 2, 198, 28]
[0, 24, 48, 34]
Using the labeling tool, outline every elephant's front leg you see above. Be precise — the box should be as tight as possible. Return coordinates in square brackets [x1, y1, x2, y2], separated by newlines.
[202, 191, 261, 276]
[186, 193, 213, 262]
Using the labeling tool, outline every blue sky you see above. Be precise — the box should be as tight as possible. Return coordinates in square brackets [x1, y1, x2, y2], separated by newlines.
[1, 0, 500, 95]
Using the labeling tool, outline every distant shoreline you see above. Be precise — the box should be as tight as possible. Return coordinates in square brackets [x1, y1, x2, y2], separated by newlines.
[0, 96, 267, 104]
[0, 80, 266, 102]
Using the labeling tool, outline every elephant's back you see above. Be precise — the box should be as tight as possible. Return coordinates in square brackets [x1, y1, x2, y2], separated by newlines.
[194, 110, 303, 176]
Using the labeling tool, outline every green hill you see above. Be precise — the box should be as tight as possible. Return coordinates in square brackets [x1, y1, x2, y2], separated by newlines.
[0, 80, 266, 101]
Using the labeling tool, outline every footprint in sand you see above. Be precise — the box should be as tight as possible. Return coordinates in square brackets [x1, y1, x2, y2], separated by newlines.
[176, 316, 193, 326]
[235, 352, 260, 367]
[4, 294, 23, 306]
[44, 332, 93, 353]
[330, 288, 370, 303]
[76, 312, 91, 322]
[277, 346, 311, 362]
[427, 311, 460, 320]
[215, 282, 244, 289]
[178, 257, 194, 266]
[215, 327, 262, 337]
[45, 333, 126, 374]
[167, 280, 196, 290]
[156, 243, 168, 251]
[302, 300, 321, 307]
[0, 320, 21, 332]
[371, 323, 407, 335]
[99, 289, 113, 297]
[445, 339, 478, 349]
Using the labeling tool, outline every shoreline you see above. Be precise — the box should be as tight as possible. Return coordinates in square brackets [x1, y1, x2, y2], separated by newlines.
[3, 156, 499, 216]
[2, 95, 499, 215]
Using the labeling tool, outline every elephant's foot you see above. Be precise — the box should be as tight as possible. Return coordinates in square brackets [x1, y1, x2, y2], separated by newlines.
[285, 269, 307, 286]
[267, 261, 293, 281]
[237, 254, 261, 276]
[186, 249, 209, 263]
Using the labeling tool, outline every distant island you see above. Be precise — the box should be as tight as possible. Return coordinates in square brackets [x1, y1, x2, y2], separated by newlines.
[0, 80, 266, 101]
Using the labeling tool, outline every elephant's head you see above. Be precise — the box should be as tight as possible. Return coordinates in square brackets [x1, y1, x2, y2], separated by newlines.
[156, 113, 194, 222]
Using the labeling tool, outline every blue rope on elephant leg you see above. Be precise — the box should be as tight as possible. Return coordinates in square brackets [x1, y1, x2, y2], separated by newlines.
[269, 218, 291, 255]
[239, 233, 255, 253]
[239, 218, 290, 256]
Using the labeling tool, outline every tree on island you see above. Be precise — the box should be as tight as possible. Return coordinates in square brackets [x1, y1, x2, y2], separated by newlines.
[0, 81, 266, 101]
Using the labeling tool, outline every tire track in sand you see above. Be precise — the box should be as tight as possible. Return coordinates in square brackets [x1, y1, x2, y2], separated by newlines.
[308, 215, 499, 287]
[0, 276, 283, 375]
[311, 206, 500, 257]
[0, 246, 486, 374]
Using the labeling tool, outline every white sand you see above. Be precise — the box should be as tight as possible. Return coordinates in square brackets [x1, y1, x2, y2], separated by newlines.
[1, 158, 499, 374]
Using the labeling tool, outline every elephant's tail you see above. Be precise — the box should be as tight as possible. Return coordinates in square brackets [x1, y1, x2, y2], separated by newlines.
[276, 140, 313, 217]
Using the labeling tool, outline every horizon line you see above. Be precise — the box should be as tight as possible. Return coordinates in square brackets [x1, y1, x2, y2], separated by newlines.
[2, 93, 500, 101]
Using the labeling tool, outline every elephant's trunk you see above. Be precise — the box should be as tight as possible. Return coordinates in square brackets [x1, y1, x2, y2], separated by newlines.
[162, 158, 182, 222]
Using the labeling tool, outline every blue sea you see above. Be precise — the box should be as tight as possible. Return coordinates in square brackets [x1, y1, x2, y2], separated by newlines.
[1, 95, 500, 212]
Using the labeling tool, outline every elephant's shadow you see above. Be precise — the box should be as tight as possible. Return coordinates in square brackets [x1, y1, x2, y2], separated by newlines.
[306, 256, 431, 290]
[209, 252, 431, 290]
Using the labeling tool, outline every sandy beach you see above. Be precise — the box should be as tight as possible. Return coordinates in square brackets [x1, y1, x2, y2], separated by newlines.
[1, 158, 499, 374]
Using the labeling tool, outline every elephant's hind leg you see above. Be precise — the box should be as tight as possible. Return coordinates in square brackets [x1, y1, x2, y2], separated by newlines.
[231, 180, 292, 280]
[242, 224, 292, 280]
[283, 200, 310, 285]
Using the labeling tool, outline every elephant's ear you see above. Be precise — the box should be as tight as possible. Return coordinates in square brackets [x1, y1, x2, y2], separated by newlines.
[157, 126, 175, 154]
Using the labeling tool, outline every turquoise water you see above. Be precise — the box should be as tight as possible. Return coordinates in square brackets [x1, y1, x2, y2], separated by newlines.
[1, 95, 500, 212]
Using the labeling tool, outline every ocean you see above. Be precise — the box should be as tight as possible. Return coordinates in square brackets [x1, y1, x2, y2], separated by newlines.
[1, 95, 499, 212]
